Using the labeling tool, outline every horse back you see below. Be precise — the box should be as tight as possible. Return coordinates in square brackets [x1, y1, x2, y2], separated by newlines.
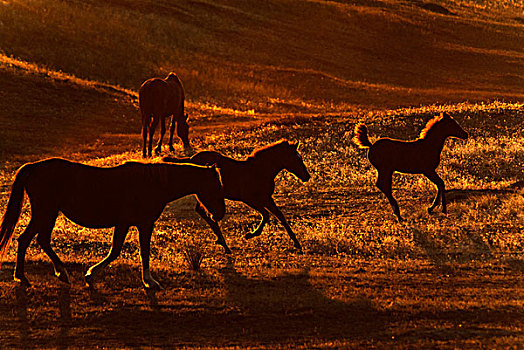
[23, 158, 169, 227]
[368, 138, 440, 174]
[139, 76, 183, 118]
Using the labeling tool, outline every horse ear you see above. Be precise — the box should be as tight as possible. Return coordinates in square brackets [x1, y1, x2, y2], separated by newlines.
[441, 112, 451, 119]
[290, 141, 299, 150]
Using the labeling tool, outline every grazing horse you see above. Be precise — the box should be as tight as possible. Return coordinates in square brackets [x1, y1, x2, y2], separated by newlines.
[163, 140, 310, 253]
[0, 158, 225, 290]
[353, 112, 468, 222]
[139, 72, 190, 158]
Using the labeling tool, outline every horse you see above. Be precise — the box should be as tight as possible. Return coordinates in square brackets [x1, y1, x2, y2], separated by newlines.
[353, 112, 468, 222]
[139, 72, 190, 158]
[0, 158, 225, 290]
[163, 140, 310, 253]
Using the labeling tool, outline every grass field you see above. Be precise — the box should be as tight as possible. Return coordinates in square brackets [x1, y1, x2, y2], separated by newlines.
[0, 0, 523, 348]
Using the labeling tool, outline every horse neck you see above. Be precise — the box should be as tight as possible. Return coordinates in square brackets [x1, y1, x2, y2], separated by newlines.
[421, 128, 449, 154]
[248, 150, 285, 179]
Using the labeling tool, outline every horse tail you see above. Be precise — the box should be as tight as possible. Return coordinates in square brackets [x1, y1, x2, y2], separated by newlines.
[353, 123, 373, 148]
[0, 163, 32, 264]
[162, 156, 192, 164]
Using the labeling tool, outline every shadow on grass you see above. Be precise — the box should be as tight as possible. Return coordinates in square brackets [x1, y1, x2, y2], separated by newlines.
[411, 227, 493, 273]
[0, 260, 522, 348]
[0, 260, 386, 347]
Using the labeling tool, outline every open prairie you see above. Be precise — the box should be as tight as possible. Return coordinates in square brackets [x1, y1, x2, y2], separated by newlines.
[0, 0, 523, 348]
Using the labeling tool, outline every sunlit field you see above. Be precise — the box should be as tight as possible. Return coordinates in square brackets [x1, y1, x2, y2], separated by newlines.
[0, 0, 523, 348]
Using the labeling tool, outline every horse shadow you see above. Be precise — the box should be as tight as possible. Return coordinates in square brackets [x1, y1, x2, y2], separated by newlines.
[73, 261, 385, 347]
[217, 258, 385, 343]
[445, 186, 522, 204]
[0, 269, 73, 350]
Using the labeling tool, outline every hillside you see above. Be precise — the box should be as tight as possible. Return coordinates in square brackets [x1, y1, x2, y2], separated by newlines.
[0, 0, 522, 113]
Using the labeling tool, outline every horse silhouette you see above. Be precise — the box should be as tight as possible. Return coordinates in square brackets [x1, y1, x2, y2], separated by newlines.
[139, 72, 189, 157]
[354, 112, 468, 222]
[163, 140, 310, 253]
[0, 158, 225, 290]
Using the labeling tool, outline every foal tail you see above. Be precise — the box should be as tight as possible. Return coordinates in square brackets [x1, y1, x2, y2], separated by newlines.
[353, 123, 373, 148]
[0, 163, 32, 264]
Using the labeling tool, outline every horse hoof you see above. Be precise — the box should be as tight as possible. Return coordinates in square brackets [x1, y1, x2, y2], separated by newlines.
[14, 275, 31, 288]
[56, 270, 70, 284]
[84, 273, 95, 287]
[169, 146, 175, 153]
[245, 230, 261, 240]
[143, 280, 163, 291]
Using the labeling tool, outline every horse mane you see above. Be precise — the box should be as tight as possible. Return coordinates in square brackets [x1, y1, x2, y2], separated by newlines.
[419, 114, 444, 139]
[249, 140, 289, 159]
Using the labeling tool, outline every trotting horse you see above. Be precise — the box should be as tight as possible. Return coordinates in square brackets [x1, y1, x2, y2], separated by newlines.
[353, 112, 468, 222]
[163, 140, 310, 253]
[0, 158, 225, 290]
[139, 72, 190, 158]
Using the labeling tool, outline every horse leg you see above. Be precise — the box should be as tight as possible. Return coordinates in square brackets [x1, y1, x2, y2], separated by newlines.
[155, 116, 166, 155]
[376, 171, 402, 222]
[34, 213, 71, 283]
[265, 198, 302, 250]
[195, 203, 231, 254]
[244, 202, 270, 239]
[142, 121, 149, 158]
[14, 208, 58, 286]
[137, 222, 161, 290]
[148, 117, 159, 158]
[14, 221, 38, 286]
[425, 170, 446, 214]
[85, 225, 129, 287]
[168, 114, 177, 153]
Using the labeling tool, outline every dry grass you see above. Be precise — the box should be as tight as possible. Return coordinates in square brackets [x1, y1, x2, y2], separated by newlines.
[1, 98, 522, 348]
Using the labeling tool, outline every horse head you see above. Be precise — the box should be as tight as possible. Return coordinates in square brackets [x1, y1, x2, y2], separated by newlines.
[284, 141, 311, 182]
[441, 112, 468, 140]
[196, 164, 225, 221]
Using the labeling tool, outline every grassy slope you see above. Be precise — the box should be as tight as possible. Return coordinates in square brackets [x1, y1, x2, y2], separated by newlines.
[0, 0, 523, 348]
[0, 0, 522, 111]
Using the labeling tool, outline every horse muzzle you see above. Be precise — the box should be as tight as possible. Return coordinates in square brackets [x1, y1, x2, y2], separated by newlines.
[300, 172, 311, 182]
[458, 131, 469, 140]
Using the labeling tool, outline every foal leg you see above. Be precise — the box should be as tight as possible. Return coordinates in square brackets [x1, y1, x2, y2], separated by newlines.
[195, 203, 231, 254]
[137, 222, 161, 290]
[425, 170, 446, 214]
[244, 202, 270, 240]
[376, 171, 402, 222]
[85, 225, 129, 287]
[155, 116, 166, 155]
[265, 198, 302, 250]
